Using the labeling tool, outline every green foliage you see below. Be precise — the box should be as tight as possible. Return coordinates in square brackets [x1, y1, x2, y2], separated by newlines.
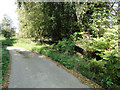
[32, 46, 75, 69]
[75, 2, 111, 37]
[0, 15, 15, 39]
[78, 28, 118, 60]
[42, 2, 77, 41]
[55, 38, 75, 55]
[0, 37, 16, 87]
[74, 2, 118, 61]
[17, 2, 77, 41]
[2, 48, 9, 77]
[1, 39, 11, 86]
[101, 54, 120, 87]
[77, 55, 120, 88]
[2, 39, 15, 46]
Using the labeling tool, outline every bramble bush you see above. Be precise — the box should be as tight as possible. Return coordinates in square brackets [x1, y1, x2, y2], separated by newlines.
[55, 38, 75, 55]
[76, 26, 118, 61]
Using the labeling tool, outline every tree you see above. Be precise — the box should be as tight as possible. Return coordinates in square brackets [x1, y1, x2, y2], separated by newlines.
[0, 15, 15, 39]
[17, 2, 77, 41]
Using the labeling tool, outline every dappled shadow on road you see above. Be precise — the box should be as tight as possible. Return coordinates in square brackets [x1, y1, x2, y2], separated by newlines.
[7, 46, 38, 59]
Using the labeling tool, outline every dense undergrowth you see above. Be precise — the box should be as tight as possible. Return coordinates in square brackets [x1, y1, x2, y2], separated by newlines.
[2, 48, 9, 83]
[14, 38, 120, 89]
[0, 37, 16, 88]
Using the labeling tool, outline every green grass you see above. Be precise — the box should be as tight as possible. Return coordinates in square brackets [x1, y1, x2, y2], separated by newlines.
[13, 38, 45, 50]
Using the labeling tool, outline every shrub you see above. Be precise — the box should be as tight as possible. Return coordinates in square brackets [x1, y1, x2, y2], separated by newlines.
[2, 48, 9, 83]
[55, 38, 75, 55]
[101, 54, 120, 88]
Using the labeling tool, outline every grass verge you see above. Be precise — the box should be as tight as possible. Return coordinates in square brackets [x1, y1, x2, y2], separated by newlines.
[0, 37, 15, 89]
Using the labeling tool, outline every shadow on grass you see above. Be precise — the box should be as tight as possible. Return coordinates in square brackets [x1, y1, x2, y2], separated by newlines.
[34, 40, 102, 61]
[35, 40, 58, 45]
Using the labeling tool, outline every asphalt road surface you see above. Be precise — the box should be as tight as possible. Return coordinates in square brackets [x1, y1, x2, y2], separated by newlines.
[7, 46, 89, 88]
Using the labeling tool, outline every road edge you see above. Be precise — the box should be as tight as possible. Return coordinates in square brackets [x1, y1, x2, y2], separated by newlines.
[15, 46, 104, 89]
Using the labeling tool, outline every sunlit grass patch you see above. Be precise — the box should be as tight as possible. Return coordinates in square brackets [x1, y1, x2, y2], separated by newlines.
[13, 38, 45, 50]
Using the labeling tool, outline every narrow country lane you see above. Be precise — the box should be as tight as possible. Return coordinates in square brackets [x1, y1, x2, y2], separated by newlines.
[7, 46, 89, 88]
